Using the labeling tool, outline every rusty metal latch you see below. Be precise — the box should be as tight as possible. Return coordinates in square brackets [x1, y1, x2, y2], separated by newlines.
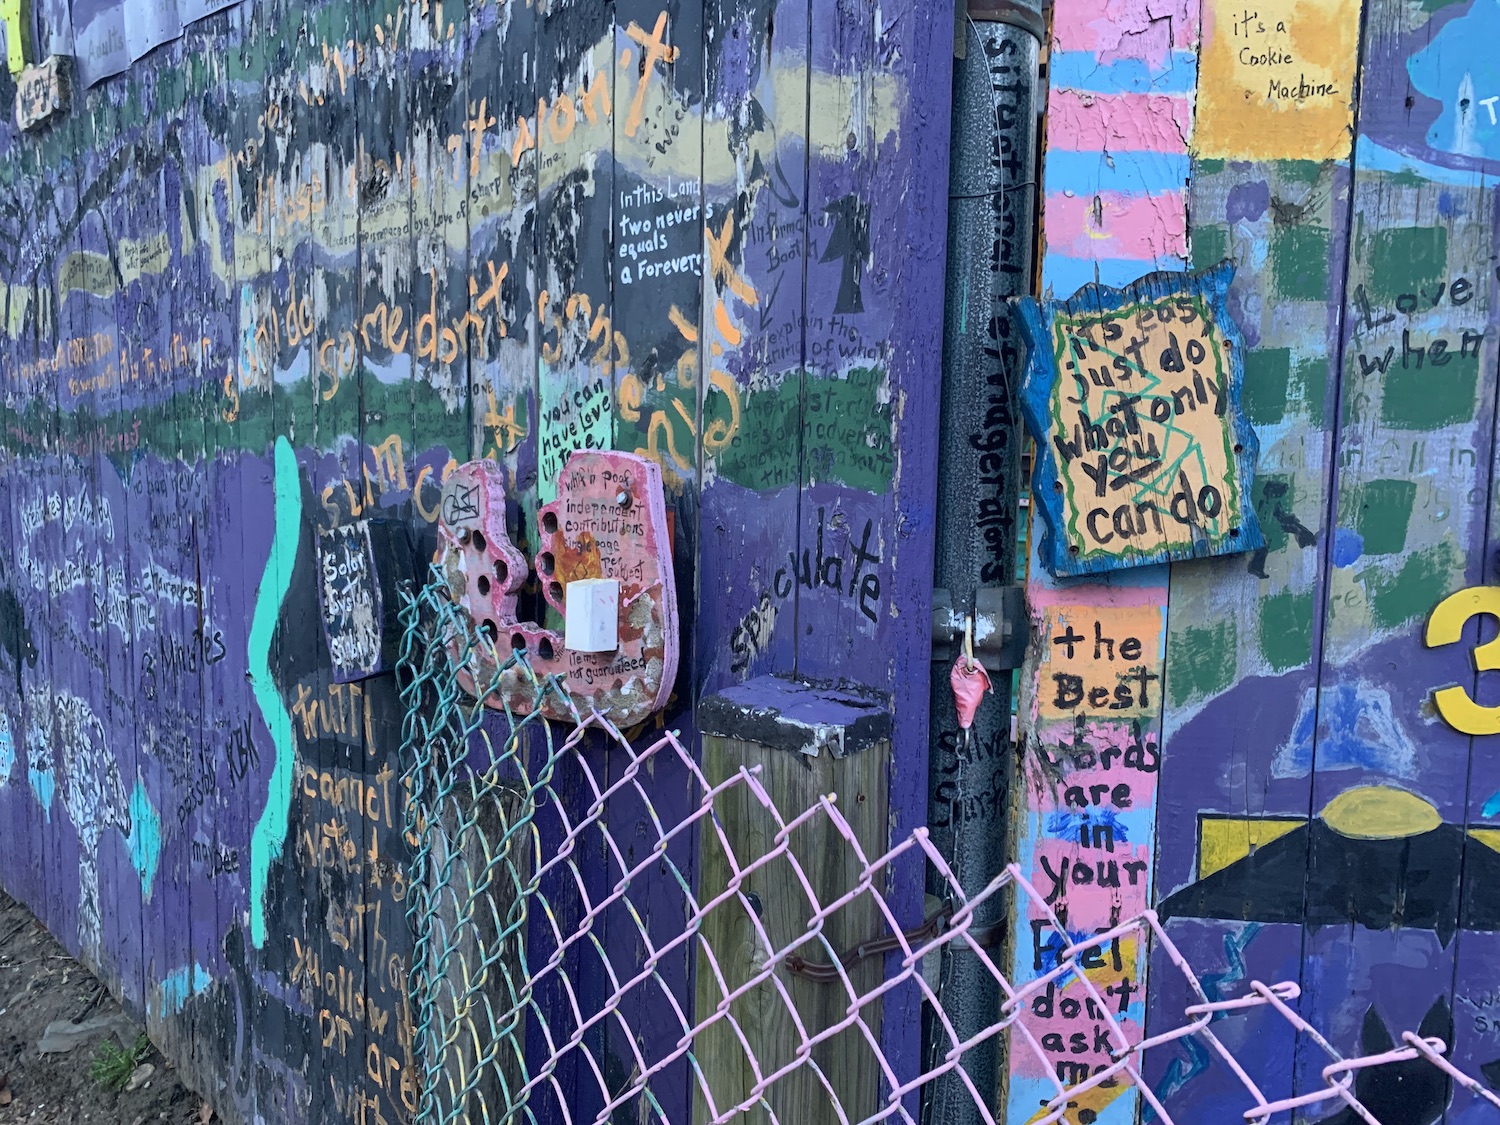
[784, 902, 1006, 983]
[931, 586, 1029, 671]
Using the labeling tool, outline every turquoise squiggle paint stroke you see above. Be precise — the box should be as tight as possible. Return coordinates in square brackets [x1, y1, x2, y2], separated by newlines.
[127, 779, 161, 899]
[29, 767, 54, 818]
[157, 963, 213, 1016]
[248, 437, 301, 949]
[0, 717, 15, 782]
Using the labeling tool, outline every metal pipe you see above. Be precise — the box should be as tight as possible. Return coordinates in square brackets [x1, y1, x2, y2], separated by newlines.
[924, 3, 1041, 1122]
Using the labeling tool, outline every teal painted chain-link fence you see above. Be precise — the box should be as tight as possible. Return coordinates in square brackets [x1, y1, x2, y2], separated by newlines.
[397, 566, 574, 1124]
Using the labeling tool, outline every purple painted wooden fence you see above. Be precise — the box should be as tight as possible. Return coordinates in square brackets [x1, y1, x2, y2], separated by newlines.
[0, 0, 949, 1120]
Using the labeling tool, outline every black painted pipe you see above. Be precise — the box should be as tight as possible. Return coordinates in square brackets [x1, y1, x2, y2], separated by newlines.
[924, 2, 1041, 1122]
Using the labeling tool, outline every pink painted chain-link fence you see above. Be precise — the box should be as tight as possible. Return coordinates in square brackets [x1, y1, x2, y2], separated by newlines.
[399, 585, 1499, 1124]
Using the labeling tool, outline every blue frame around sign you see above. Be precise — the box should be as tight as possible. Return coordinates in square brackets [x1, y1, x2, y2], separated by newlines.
[1015, 262, 1266, 579]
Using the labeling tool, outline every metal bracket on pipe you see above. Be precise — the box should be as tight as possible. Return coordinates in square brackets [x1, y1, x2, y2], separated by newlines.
[965, 0, 1046, 41]
[931, 586, 1030, 671]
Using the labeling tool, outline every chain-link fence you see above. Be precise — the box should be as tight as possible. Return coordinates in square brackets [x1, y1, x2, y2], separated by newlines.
[396, 567, 1500, 1125]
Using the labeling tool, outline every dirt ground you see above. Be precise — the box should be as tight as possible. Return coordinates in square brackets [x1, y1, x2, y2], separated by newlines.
[0, 890, 208, 1124]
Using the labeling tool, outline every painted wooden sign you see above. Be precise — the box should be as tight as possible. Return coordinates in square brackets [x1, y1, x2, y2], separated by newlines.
[315, 519, 383, 683]
[1017, 264, 1264, 578]
[14, 56, 65, 132]
[1196, 0, 1362, 161]
[1014, 597, 1165, 1104]
[436, 451, 678, 726]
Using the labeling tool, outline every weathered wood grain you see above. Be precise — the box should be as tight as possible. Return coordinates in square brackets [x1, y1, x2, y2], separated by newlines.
[0, 0, 956, 1122]
[692, 733, 890, 1125]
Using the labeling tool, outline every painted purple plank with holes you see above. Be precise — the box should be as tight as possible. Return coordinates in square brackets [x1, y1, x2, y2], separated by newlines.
[437, 451, 678, 726]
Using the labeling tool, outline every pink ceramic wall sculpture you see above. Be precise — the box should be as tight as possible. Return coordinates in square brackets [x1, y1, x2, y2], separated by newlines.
[436, 451, 679, 726]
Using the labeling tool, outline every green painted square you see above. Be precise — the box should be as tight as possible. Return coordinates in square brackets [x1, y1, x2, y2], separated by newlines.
[1365, 543, 1460, 630]
[1381, 359, 1480, 431]
[1197, 158, 1226, 175]
[1368, 226, 1448, 302]
[1243, 348, 1292, 425]
[1260, 590, 1314, 671]
[1167, 619, 1237, 708]
[1272, 226, 1329, 301]
[1298, 357, 1330, 427]
[1253, 474, 1297, 554]
[1282, 161, 1325, 183]
[1352, 479, 1418, 555]
[1194, 224, 1230, 272]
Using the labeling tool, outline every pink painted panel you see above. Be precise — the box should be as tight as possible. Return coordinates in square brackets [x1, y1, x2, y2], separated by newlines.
[1043, 190, 1190, 261]
[1047, 91, 1193, 154]
[1051, 0, 1199, 57]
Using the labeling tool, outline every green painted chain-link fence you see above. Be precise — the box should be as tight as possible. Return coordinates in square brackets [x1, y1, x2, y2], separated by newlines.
[397, 566, 574, 1124]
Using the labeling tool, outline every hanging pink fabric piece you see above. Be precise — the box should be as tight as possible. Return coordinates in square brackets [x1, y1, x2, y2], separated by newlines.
[951, 655, 992, 730]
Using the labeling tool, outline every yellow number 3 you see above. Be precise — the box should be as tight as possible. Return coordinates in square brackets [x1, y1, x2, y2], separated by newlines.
[1425, 586, 1500, 735]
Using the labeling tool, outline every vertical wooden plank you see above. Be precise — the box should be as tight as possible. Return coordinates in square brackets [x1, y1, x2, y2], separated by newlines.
[694, 1, 809, 691]
[170, 49, 210, 1063]
[3, 141, 36, 931]
[171, 35, 206, 1082]
[309, 1, 368, 1113]
[184, 15, 230, 1093]
[16, 79, 53, 954]
[127, 62, 171, 1059]
[795, 0, 951, 1101]
[692, 734, 891, 1123]
[53, 94, 94, 989]
[609, 1, 703, 1117]
[50, 73, 92, 991]
[279, 8, 334, 1120]
[1292, 0, 1500, 1115]
[227, 37, 273, 1125]
[534, 7, 618, 1118]
[275, 2, 337, 1114]
[225, 5, 280, 1118]
[2, 124, 50, 925]
[1008, 4, 1198, 1122]
[462, 1, 542, 1111]
[33, 91, 66, 983]
[194, 16, 254, 1101]
[97, 74, 149, 1026]
[1143, 0, 1365, 1116]
[796, 0, 884, 676]
[43, 85, 83, 981]
[364, 0, 426, 1119]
